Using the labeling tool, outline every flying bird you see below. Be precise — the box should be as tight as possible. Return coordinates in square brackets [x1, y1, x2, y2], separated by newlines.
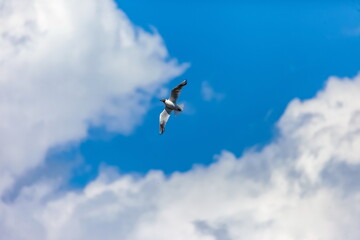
[159, 80, 187, 134]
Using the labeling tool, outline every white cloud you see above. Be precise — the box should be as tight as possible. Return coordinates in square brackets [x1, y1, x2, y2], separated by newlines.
[279, 75, 360, 182]
[201, 81, 224, 102]
[2, 74, 360, 239]
[0, 0, 186, 194]
[2, 0, 360, 239]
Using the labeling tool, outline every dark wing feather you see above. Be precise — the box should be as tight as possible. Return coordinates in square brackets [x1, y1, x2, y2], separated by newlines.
[169, 80, 187, 103]
[159, 107, 172, 134]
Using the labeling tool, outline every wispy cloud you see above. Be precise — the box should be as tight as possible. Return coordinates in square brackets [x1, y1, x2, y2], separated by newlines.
[201, 81, 225, 102]
[343, 26, 360, 36]
[2, 74, 360, 239]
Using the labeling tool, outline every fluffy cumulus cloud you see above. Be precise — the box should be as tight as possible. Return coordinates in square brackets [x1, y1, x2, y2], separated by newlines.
[3, 70, 360, 239]
[279, 76, 360, 182]
[0, 0, 186, 193]
[2, 0, 360, 239]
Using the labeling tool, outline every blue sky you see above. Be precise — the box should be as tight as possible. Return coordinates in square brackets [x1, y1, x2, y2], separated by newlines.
[62, 0, 360, 185]
[3, 1, 360, 239]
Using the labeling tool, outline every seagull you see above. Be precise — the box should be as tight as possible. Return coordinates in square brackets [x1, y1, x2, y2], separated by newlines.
[159, 80, 187, 134]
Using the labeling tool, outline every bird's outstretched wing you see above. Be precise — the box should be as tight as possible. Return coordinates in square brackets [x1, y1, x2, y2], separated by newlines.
[170, 80, 187, 103]
[159, 107, 172, 134]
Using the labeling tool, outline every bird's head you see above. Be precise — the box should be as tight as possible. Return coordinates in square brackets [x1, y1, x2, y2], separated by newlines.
[160, 99, 166, 103]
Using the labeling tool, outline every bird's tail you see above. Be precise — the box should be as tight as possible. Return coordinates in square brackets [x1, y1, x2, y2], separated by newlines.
[174, 103, 184, 116]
